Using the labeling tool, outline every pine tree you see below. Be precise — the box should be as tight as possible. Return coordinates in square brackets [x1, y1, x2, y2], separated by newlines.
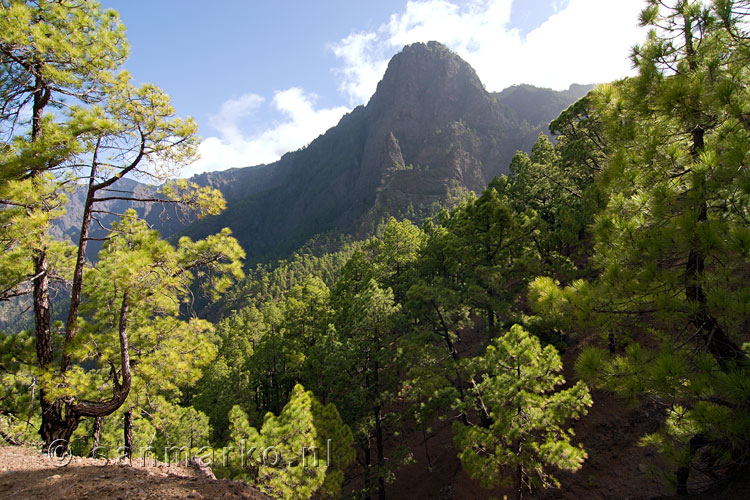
[453, 325, 592, 500]
[1, 0, 128, 446]
[28, 212, 242, 454]
[531, 1, 750, 492]
[447, 185, 540, 335]
[0, 1, 242, 450]
[508, 97, 606, 271]
[330, 261, 408, 500]
[228, 384, 355, 500]
[366, 217, 425, 303]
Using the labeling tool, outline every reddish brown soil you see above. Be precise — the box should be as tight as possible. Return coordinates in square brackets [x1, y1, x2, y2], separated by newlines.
[375, 327, 750, 500]
[0, 446, 270, 500]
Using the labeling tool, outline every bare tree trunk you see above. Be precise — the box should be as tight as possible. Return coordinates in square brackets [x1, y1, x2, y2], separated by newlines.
[422, 428, 432, 470]
[675, 434, 708, 496]
[375, 406, 386, 500]
[486, 307, 496, 336]
[0, 428, 21, 445]
[31, 70, 56, 449]
[676, 465, 689, 496]
[515, 463, 524, 500]
[90, 417, 103, 457]
[62, 155, 99, 373]
[363, 441, 372, 500]
[41, 409, 79, 455]
[123, 410, 133, 460]
[33, 252, 52, 371]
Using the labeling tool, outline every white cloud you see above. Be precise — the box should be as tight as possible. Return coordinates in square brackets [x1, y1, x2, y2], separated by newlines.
[330, 32, 390, 109]
[182, 88, 349, 177]
[330, 0, 646, 105]
[183, 0, 646, 177]
[552, 0, 571, 13]
[208, 93, 265, 143]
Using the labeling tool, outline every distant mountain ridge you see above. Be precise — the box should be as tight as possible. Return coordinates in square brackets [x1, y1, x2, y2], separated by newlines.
[57, 42, 593, 264]
[493, 83, 594, 127]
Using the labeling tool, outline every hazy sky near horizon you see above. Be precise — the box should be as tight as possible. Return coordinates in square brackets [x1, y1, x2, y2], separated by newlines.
[102, 0, 646, 177]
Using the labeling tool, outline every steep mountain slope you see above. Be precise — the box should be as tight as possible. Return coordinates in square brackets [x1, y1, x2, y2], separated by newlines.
[181, 42, 592, 263]
[50, 178, 188, 260]
[50, 42, 592, 265]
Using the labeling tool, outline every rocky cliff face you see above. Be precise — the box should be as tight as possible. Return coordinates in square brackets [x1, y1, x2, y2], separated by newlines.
[5, 42, 592, 330]
[360, 42, 506, 220]
[179, 41, 591, 263]
[56, 42, 591, 264]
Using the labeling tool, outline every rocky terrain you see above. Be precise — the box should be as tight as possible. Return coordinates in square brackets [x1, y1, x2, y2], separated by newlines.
[0, 446, 269, 500]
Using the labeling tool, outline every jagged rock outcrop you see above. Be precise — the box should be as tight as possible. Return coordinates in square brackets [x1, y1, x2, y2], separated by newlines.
[176, 42, 591, 263]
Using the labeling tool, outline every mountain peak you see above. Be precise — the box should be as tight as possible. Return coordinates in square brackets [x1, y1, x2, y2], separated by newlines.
[387, 41, 474, 74]
[174, 43, 587, 263]
[397, 40, 464, 64]
[368, 41, 486, 116]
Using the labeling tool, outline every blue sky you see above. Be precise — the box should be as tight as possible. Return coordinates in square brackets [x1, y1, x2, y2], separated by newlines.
[101, 0, 645, 177]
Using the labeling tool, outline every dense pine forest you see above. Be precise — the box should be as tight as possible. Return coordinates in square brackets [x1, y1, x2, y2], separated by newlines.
[1, 1, 749, 499]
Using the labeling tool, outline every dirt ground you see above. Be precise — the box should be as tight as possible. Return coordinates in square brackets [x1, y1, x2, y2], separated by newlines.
[2, 327, 746, 500]
[0, 446, 270, 500]
[374, 330, 749, 500]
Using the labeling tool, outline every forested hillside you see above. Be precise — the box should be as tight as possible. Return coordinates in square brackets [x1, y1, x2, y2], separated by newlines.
[2, 1, 749, 500]
[0, 41, 589, 330]
[41, 44, 590, 269]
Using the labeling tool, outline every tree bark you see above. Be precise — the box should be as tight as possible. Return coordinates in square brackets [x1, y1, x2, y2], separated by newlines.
[31, 68, 50, 143]
[123, 409, 133, 460]
[34, 251, 60, 449]
[90, 416, 103, 458]
[31, 69, 57, 449]
[62, 154, 99, 373]
[34, 252, 57, 450]
[675, 434, 709, 496]
[41, 403, 80, 456]
[422, 428, 432, 470]
[363, 441, 372, 500]
[486, 307, 496, 336]
[375, 405, 386, 500]
[515, 463, 524, 500]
